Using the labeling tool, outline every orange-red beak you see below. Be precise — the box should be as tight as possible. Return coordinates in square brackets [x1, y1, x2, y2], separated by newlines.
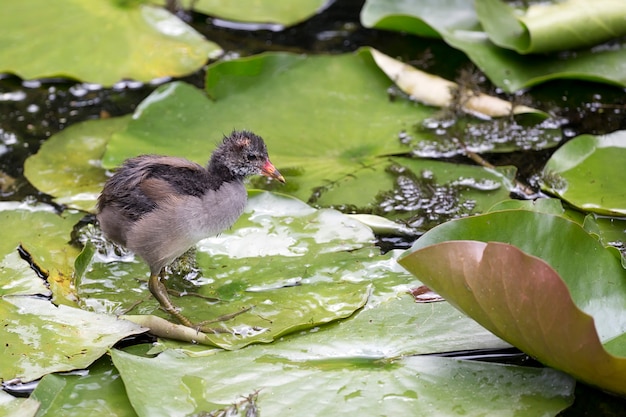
[261, 160, 285, 183]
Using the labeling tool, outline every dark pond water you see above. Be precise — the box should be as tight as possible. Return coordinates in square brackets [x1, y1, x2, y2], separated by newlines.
[0, 0, 625, 414]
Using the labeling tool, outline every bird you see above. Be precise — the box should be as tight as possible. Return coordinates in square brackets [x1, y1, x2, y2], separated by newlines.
[96, 130, 285, 328]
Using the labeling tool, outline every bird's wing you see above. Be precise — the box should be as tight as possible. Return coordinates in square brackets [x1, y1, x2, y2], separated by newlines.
[141, 157, 212, 199]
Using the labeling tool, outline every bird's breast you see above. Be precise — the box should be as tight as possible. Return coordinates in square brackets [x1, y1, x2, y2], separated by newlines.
[188, 181, 248, 240]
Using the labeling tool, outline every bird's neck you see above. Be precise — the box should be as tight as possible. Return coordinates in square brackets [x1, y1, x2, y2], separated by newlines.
[207, 160, 242, 185]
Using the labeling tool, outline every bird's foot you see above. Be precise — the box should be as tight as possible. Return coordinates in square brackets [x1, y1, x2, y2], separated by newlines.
[191, 306, 254, 333]
[148, 273, 196, 327]
[149, 272, 254, 333]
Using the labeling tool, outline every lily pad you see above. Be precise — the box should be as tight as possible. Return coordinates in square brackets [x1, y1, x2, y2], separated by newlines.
[188, 0, 328, 27]
[24, 116, 131, 212]
[0, 203, 86, 305]
[0, 203, 146, 383]
[399, 210, 626, 395]
[488, 198, 626, 265]
[361, 0, 626, 91]
[0, 297, 144, 383]
[111, 342, 574, 417]
[102, 51, 422, 205]
[0, 391, 38, 417]
[541, 130, 626, 217]
[26, 52, 557, 212]
[31, 356, 137, 417]
[0, 1, 220, 85]
[476, 0, 626, 54]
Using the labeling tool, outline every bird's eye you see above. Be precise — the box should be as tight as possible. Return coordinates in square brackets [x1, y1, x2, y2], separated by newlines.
[247, 154, 258, 161]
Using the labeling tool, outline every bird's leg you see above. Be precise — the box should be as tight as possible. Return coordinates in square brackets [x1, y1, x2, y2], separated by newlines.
[148, 269, 194, 327]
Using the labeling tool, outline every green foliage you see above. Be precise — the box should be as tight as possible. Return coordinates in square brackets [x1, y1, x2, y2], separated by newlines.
[361, 0, 626, 92]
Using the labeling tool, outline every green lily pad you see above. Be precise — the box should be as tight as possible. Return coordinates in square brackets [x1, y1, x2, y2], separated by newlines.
[488, 198, 626, 265]
[0, 203, 85, 304]
[0, 391, 39, 417]
[31, 356, 137, 417]
[399, 210, 626, 395]
[476, 0, 626, 54]
[541, 130, 626, 217]
[0, 297, 144, 383]
[444, 33, 626, 92]
[583, 214, 626, 267]
[0, 203, 146, 383]
[188, 0, 327, 26]
[111, 342, 574, 417]
[24, 116, 130, 212]
[0, 1, 220, 85]
[361, 0, 626, 91]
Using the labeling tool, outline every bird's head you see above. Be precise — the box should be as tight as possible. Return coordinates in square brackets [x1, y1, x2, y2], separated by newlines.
[211, 130, 285, 183]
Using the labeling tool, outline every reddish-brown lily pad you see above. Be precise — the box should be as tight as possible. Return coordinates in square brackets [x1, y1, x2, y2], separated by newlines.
[399, 241, 626, 395]
[398, 209, 626, 396]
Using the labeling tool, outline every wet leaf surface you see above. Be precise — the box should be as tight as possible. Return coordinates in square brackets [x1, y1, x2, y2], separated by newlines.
[111, 342, 574, 417]
[0, 204, 145, 383]
[31, 355, 137, 417]
[0, 390, 39, 417]
[0, 297, 144, 383]
[542, 130, 626, 216]
[75, 193, 382, 348]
